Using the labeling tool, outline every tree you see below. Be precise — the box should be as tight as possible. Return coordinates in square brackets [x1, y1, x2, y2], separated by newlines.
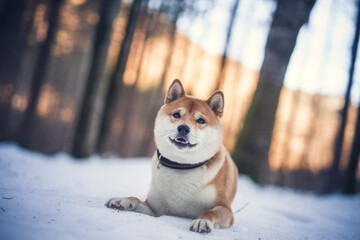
[232, 0, 316, 182]
[72, 0, 120, 158]
[97, 0, 143, 152]
[326, 0, 360, 192]
[342, 0, 360, 194]
[343, 105, 360, 194]
[0, 0, 35, 140]
[214, 0, 240, 90]
[112, 2, 163, 156]
[139, 0, 185, 155]
[158, 0, 185, 90]
[19, 0, 63, 149]
[0, 0, 27, 86]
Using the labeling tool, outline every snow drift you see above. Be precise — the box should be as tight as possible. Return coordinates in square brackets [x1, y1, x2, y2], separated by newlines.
[0, 143, 359, 240]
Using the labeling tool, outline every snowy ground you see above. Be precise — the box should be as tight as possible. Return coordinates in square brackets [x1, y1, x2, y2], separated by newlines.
[0, 143, 359, 240]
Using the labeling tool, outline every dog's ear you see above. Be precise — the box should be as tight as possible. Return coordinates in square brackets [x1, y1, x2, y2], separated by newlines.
[206, 91, 224, 117]
[165, 79, 185, 104]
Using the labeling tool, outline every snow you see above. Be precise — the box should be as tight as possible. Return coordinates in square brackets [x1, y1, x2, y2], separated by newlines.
[0, 143, 359, 240]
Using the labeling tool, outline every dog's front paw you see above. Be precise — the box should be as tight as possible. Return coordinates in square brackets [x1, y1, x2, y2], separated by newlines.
[190, 219, 213, 233]
[105, 198, 138, 211]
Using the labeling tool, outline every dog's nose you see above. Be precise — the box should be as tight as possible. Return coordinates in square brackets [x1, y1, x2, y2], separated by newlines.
[177, 124, 190, 135]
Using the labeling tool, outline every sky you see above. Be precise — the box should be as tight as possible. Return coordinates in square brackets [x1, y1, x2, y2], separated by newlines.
[175, 0, 360, 105]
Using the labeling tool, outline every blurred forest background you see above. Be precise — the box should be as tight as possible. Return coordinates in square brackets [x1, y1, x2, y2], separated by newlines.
[0, 0, 359, 194]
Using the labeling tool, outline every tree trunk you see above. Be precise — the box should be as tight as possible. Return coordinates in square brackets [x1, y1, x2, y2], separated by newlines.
[0, 0, 37, 141]
[342, 0, 360, 194]
[97, 0, 143, 152]
[140, 0, 184, 155]
[117, 9, 157, 156]
[328, 0, 360, 192]
[214, 0, 240, 91]
[72, 0, 120, 158]
[232, 0, 316, 183]
[154, 0, 183, 90]
[0, 0, 27, 140]
[343, 105, 360, 194]
[19, 0, 63, 149]
[0, 0, 26, 85]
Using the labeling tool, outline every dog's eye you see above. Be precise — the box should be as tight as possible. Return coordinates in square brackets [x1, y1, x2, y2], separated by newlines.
[173, 112, 181, 118]
[197, 118, 205, 124]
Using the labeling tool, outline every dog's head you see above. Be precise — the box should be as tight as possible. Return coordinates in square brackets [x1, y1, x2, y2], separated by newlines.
[154, 79, 224, 164]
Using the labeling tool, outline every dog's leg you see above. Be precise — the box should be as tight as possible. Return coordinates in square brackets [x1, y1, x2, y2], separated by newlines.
[190, 205, 234, 233]
[105, 197, 154, 216]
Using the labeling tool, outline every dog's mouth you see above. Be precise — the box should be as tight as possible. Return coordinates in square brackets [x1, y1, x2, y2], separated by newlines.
[169, 137, 197, 149]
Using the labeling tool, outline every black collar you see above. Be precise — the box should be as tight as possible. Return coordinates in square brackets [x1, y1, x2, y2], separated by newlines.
[156, 149, 214, 170]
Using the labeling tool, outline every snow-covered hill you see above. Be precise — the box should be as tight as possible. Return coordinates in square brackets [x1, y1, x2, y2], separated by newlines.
[0, 143, 359, 240]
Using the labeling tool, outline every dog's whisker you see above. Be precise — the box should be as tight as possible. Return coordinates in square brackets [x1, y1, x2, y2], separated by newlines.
[155, 130, 176, 138]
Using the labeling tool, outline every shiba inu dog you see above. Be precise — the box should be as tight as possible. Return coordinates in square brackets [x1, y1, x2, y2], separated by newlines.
[105, 79, 238, 233]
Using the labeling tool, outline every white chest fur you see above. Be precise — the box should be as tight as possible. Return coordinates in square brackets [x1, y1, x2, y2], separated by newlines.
[146, 156, 218, 219]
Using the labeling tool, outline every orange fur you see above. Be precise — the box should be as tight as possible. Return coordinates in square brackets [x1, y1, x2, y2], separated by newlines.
[106, 79, 238, 233]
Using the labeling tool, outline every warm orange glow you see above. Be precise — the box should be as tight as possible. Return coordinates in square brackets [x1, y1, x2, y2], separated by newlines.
[60, 107, 74, 123]
[147, 31, 261, 151]
[136, 37, 171, 91]
[222, 64, 259, 149]
[0, 0, 355, 188]
[30, 4, 48, 43]
[106, 15, 127, 72]
[268, 88, 350, 173]
[52, 1, 96, 56]
[36, 84, 59, 117]
[16, 6, 354, 179]
[122, 25, 148, 86]
[68, 0, 86, 6]
[85, 11, 359, 178]
[11, 94, 28, 112]
[123, 69, 137, 86]
[54, 30, 74, 55]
